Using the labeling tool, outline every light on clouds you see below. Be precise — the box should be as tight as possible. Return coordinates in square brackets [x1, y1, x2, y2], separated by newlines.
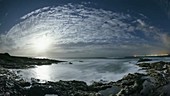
[0, 3, 169, 57]
[32, 36, 53, 53]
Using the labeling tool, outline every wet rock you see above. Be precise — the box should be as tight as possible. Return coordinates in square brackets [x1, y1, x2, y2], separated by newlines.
[140, 79, 155, 96]
[137, 62, 150, 68]
[138, 58, 152, 62]
[31, 78, 40, 83]
[18, 81, 31, 87]
[99, 86, 121, 96]
[114, 73, 146, 96]
[89, 82, 112, 92]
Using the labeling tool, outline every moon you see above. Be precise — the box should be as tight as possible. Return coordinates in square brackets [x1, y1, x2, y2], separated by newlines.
[32, 36, 52, 53]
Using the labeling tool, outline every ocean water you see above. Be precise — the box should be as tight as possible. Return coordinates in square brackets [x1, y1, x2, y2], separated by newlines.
[11, 58, 138, 84]
[11, 57, 170, 84]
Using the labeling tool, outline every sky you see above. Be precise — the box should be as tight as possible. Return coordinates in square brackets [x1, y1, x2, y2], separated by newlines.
[0, 0, 170, 58]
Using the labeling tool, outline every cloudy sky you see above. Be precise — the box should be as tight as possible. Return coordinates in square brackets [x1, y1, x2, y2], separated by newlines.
[0, 0, 170, 58]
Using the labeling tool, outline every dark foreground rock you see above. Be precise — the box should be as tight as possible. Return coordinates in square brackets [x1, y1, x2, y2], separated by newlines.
[0, 53, 64, 69]
[0, 67, 105, 96]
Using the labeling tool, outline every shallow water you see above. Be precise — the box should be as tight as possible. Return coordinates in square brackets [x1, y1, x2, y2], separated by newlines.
[11, 58, 143, 84]
[12, 57, 170, 84]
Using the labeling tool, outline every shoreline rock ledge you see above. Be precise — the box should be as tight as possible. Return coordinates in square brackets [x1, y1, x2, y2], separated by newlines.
[0, 53, 65, 69]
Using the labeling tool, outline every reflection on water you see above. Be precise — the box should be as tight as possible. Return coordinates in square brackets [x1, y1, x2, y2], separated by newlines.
[34, 65, 51, 81]
[13, 59, 143, 84]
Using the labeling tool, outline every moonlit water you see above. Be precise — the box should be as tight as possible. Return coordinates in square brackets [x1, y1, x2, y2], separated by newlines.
[12, 57, 170, 84]
[11, 58, 139, 84]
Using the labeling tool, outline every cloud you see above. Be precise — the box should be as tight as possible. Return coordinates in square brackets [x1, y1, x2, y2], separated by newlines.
[136, 19, 146, 26]
[160, 33, 170, 47]
[0, 3, 169, 57]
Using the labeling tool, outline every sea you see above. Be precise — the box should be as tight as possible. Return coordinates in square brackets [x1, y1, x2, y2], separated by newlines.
[11, 57, 170, 84]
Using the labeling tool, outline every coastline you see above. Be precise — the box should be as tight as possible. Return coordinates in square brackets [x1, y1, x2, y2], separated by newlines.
[0, 53, 170, 96]
[0, 53, 65, 69]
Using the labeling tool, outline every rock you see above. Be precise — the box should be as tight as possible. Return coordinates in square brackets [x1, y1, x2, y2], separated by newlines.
[31, 78, 40, 83]
[137, 63, 150, 68]
[0, 53, 65, 69]
[26, 85, 46, 96]
[18, 81, 31, 87]
[140, 79, 155, 96]
[3, 53, 10, 56]
[99, 86, 121, 96]
[89, 82, 112, 92]
[138, 58, 152, 62]
[114, 73, 147, 96]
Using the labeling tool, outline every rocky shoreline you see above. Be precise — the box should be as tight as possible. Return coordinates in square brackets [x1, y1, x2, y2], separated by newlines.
[0, 53, 170, 96]
[0, 53, 64, 69]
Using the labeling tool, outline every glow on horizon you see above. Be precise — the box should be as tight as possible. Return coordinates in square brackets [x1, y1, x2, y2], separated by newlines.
[134, 53, 169, 57]
[145, 54, 169, 56]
